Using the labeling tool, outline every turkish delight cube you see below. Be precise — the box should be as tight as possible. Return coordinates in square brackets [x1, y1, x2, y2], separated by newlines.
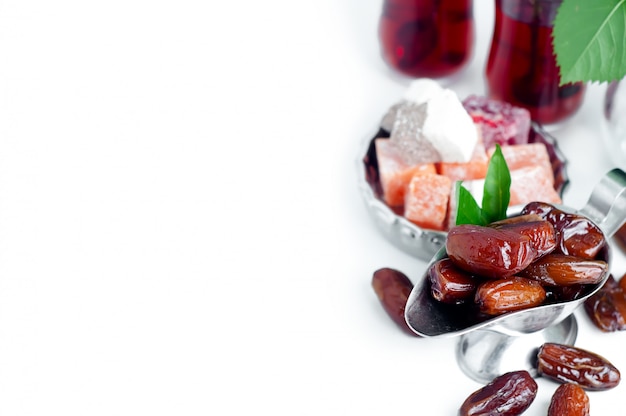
[438, 131, 489, 182]
[375, 139, 436, 207]
[489, 143, 554, 185]
[509, 166, 562, 206]
[404, 173, 452, 231]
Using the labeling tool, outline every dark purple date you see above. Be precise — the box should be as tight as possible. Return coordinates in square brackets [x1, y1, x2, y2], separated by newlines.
[371, 268, 419, 336]
[459, 370, 537, 416]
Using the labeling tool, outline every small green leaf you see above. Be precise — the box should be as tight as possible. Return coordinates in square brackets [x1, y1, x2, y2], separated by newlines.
[455, 182, 487, 226]
[553, 0, 626, 84]
[481, 145, 511, 224]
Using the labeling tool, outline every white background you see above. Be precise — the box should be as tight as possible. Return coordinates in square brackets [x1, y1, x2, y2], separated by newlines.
[0, 0, 625, 415]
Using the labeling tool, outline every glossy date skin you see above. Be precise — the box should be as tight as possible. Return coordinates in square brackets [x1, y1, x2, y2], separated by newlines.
[537, 343, 621, 390]
[475, 277, 546, 315]
[446, 225, 536, 279]
[459, 370, 537, 416]
[584, 274, 626, 332]
[491, 214, 557, 257]
[521, 202, 606, 259]
[428, 258, 477, 304]
[547, 383, 590, 416]
[371, 268, 419, 336]
[557, 214, 605, 259]
[518, 254, 608, 286]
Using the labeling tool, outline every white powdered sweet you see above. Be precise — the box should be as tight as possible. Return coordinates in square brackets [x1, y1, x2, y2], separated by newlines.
[421, 88, 478, 163]
[389, 79, 478, 165]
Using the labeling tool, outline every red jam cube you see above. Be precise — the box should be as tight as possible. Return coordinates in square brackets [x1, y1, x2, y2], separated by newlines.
[463, 95, 531, 150]
[404, 173, 452, 231]
[376, 139, 436, 207]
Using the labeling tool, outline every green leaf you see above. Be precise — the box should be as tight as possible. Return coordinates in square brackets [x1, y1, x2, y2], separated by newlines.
[452, 145, 511, 227]
[455, 182, 487, 226]
[553, 0, 626, 84]
[481, 145, 511, 224]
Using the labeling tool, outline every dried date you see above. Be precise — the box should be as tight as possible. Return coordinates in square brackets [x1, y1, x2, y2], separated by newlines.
[428, 258, 477, 304]
[446, 224, 536, 279]
[521, 202, 606, 259]
[459, 370, 537, 416]
[584, 275, 626, 332]
[520, 201, 554, 218]
[518, 254, 608, 286]
[547, 383, 590, 416]
[491, 215, 557, 257]
[557, 214, 606, 259]
[537, 342, 621, 390]
[371, 268, 418, 336]
[475, 277, 546, 315]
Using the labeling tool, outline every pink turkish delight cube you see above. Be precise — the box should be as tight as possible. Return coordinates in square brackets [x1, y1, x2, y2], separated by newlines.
[489, 143, 554, 186]
[509, 166, 562, 206]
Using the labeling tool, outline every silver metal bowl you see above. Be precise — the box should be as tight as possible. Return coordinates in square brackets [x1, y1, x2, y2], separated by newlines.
[357, 122, 569, 261]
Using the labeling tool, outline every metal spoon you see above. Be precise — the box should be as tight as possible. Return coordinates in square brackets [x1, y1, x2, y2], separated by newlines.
[404, 168, 626, 382]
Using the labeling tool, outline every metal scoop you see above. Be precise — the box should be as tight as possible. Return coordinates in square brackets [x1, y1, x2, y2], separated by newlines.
[404, 168, 626, 383]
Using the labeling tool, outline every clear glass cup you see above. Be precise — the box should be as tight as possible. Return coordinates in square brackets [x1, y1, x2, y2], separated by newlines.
[602, 79, 626, 167]
[378, 0, 474, 79]
[485, 0, 585, 126]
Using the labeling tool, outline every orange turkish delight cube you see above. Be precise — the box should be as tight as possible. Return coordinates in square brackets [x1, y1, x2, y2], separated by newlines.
[489, 143, 554, 185]
[509, 166, 562, 206]
[404, 173, 452, 231]
[375, 139, 436, 207]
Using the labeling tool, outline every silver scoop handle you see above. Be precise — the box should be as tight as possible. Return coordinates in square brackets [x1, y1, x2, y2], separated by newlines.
[578, 168, 626, 238]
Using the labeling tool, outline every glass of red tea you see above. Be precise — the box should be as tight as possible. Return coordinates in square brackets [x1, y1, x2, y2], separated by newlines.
[485, 0, 585, 126]
[378, 0, 474, 79]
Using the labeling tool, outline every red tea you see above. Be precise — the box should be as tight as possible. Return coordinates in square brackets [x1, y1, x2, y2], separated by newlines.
[486, 0, 585, 125]
[378, 0, 474, 79]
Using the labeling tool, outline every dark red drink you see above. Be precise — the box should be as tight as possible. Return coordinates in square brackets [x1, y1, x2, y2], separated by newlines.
[486, 0, 585, 125]
[379, 0, 474, 79]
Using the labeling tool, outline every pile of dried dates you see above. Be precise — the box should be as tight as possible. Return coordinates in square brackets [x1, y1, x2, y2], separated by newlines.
[430, 202, 608, 315]
[460, 342, 620, 415]
[371, 201, 611, 335]
[372, 268, 622, 415]
[370, 201, 624, 415]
